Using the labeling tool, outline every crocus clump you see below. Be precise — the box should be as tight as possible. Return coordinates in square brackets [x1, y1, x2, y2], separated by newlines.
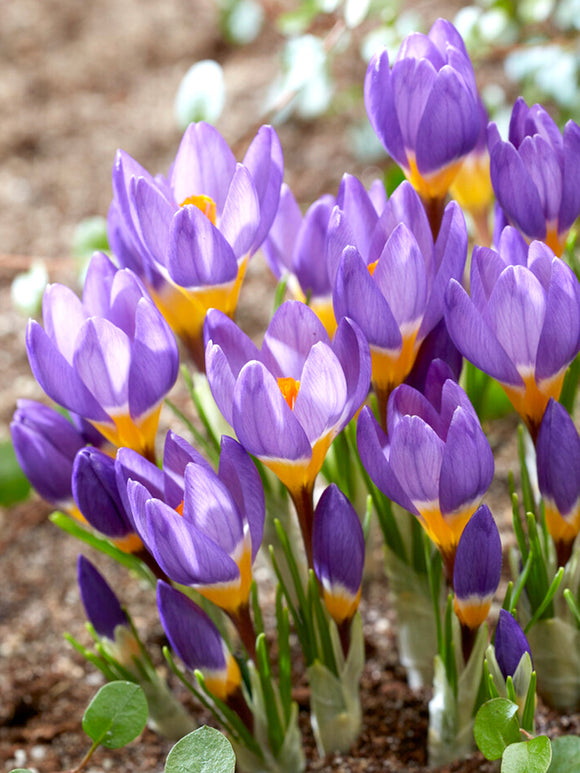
[262, 175, 386, 336]
[109, 122, 283, 368]
[332, 182, 467, 427]
[364, 19, 480, 211]
[445, 227, 580, 440]
[204, 300, 370, 566]
[358, 365, 494, 575]
[26, 252, 179, 460]
[536, 399, 580, 566]
[488, 98, 580, 256]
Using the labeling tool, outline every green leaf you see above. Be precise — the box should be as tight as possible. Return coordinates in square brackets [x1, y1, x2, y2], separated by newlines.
[164, 725, 236, 773]
[501, 736, 552, 773]
[9, 769, 35, 772]
[82, 681, 148, 749]
[474, 698, 521, 760]
[548, 736, 580, 772]
[0, 440, 31, 506]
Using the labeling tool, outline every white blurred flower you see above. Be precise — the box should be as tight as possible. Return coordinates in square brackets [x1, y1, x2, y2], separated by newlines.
[174, 60, 226, 129]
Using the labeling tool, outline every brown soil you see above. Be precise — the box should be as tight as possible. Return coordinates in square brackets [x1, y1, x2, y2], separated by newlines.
[1, 2, 579, 773]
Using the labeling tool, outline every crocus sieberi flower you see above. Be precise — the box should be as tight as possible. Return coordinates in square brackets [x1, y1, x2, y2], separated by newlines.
[26, 252, 179, 460]
[157, 581, 243, 706]
[494, 609, 533, 682]
[204, 300, 371, 567]
[488, 98, 580, 256]
[109, 122, 283, 369]
[262, 175, 386, 335]
[73, 447, 143, 554]
[536, 399, 580, 566]
[364, 19, 480, 217]
[357, 368, 494, 576]
[312, 484, 365, 631]
[445, 227, 580, 440]
[122, 433, 264, 658]
[332, 183, 467, 428]
[11, 400, 88, 512]
[453, 504, 502, 630]
[77, 555, 140, 670]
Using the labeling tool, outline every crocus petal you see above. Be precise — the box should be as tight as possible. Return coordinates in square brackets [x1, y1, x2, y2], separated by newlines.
[536, 256, 580, 381]
[242, 124, 284, 252]
[73, 447, 132, 537]
[453, 504, 501, 599]
[419, 200, 467, 337]
[336, 174, 380, 263]
[128, 297, 179, 419]
[116, 447, 166, 528]
[133, 177, 174, 264]
[470, 246, 508, 312]
[107, 269, 148, 339]
[260, 301, 330, 380]
[560, 120, 580, 232]
[294, 197, 335, 296]
[170, 122, 236, 212]
[232, 361, 311, 461]
[26, 321, 109, 421]
[157, 582, 228, 674]
[219, 164, 261, 258]
[42, 284, 88, 363]
[182, 463, 243, 555]
[537, 399, 580, 516]
[495, 610, 533, 680]
[332, 316, 372, 427]
[444, 280, 523, 385]
[356, 406, 418, 515]
[333, 246, 401, 351]
[392, 57, 438, 152]
[218, 435, 265, 561]
[167, 204, 238, 287]
[387, 383, 443, 439]
[261, 183, 302, 278]
[364, 48, 408, 168]
[73, 318, 131, 412]
[82, 252, 118, 318]
[489, 136, 546, 239]
[293, 342, 347, 443]
[78, 556, 128, 640]
[415, 65, 479, 174]
[519, 134, 562, 222]
[163, 430, 212, 507]
[369, 181, 433, 264]
[388, 415, 445, 505]
[438, 407, 494, 515]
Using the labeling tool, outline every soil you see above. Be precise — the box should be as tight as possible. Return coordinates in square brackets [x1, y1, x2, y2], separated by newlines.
[1, 2, 579, 773]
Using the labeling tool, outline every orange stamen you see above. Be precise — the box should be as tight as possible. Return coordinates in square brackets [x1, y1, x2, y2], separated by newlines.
[180, 194, 217, 225]
[278, 377, 300, 410]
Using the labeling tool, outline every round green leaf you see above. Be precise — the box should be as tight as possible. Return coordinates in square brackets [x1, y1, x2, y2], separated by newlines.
[164, 726, 236, 773]
[474, 698, 521, 760]
[82, 681, 148, 749]
[548, 735, 580, 772]
[501, 736, 552, 773]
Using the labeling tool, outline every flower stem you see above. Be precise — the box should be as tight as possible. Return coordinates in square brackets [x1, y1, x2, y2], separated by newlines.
[290, 485, 315, 570]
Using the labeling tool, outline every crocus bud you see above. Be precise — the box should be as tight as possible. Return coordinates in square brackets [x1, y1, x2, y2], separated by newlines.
[11, 400, 86, 509]
[78, 555, 129, 639]
[495, 609, 533, 682]
[312, 484, 365, 626]
[157, 581, 241, 702]
[536, 399, 580, 565]
[453, 505, 502, 629]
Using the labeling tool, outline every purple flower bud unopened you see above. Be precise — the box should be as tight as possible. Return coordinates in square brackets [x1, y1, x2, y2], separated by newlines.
[10, 400, 86, 508]
[313, 484, 365, 624]
[453, 504, 502, 629]
[77, 556, 128, 640]
[157, 581, 240, 701]
[495, 609, 533, 681]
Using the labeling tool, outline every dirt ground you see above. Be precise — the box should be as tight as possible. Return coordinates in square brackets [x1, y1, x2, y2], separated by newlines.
[1, 1, 579, 772]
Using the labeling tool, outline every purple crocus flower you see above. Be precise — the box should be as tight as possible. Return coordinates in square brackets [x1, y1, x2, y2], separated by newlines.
[157, 581, 242, 702]
[72, 447, 143, 554]
[536, 399, 580, 566]
[488, 98, 580, 256]
[453, 504, 502, 629]
[332, 183, 467, 427]
[204, 300, 371, 566]
[121, 433, 264, 656]
[110, 122, 283, 369]
[78, 555, 130, 641]
[312, 484, 365, 627]
[494, 609, 533, 681]
[357, 370, 494, 575]
[10, 400, 87, 511]
[445, 227, 580, 440]
[25, 252, 179, 461]
[262, 175, 386, 336]
[364, 19, 480, 204]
